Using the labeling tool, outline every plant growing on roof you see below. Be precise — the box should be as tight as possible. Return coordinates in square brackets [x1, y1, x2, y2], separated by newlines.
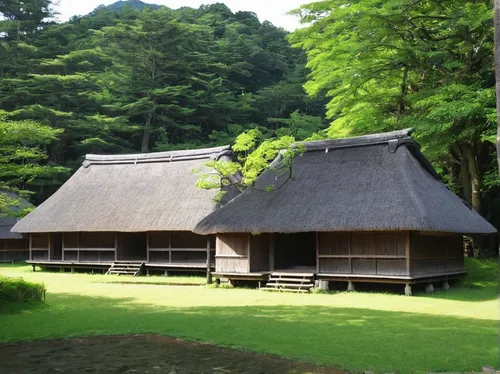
[195, 128, 306, 202]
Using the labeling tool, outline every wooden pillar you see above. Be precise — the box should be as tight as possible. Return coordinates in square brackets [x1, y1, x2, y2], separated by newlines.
[77, 232, 80, 262]
[114, 233, 118, 261]
[168, 233, 172, 263]
[146, 232, 150, 263]
[61, 234, 65, 261]
[48, 233, 51, 261]
[206, 237, 212, 284]
[29, 234, 32, 261]
[348, 232, 352, 274]
[269, 234, 275, 272]
[405, 232, 411, 276]
[247, 234, 251, 273]
[316, 232, 320, 273]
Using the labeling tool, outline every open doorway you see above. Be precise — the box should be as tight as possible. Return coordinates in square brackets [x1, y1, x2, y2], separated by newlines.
[117, 233, 147, 261]
[274, 232, 316, 272]
[50, 233, 63, 261]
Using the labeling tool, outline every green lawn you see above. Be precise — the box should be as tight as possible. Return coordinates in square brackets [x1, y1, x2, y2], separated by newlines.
[0, 259, 497, 373]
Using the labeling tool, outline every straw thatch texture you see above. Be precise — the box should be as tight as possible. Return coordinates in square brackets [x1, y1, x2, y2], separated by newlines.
[195, 130, 496, 235]
[0, 191, 33, 239]
[12, 146, 233, 233]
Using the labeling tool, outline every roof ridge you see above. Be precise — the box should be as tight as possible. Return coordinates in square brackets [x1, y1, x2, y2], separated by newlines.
[84, 145, 231, 165]
[297, 128, 414, 151]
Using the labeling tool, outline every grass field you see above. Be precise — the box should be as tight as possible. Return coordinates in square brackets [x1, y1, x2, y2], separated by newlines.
[0, 258, 497, 373]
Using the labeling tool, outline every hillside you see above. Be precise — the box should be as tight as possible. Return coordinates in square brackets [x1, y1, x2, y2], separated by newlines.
[105, 0, 161, 12]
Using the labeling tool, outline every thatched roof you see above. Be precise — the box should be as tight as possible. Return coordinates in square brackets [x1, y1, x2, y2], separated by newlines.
[12, 146, 235, 233]
[0, 191, 33, 239]
[195, 129, 497, 235]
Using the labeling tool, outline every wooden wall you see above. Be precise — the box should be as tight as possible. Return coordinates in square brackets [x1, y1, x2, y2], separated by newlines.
[62, 232, 116, 263]
[410, 232, 463, 275]
[147, 231, 213, 265]
[0, 238, 29, 261]
[318, 232, 408, 276]
[215, 234, 249, 273]
[214, 231, 465, 278]
[250, 234, 271, 272]
[30, 233, 50, 261]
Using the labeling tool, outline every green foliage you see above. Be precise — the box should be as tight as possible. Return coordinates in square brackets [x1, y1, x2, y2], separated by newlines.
[269, 110, 325, 140]
[0, 113, 67, 211]
[0, 275, 46, 307]
[0, 0, 325, 206]
[290, 0, 498, 221]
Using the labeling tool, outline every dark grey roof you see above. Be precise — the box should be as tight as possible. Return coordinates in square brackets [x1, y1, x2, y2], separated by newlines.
[0, 191, 33, 239]
[13, 146, 235, 233]
[195, 129, 497, 235]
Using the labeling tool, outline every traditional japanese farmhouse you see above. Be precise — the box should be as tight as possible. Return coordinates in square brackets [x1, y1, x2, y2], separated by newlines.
[12, 146, 236, 276]
[0, 191, 33, 263]
[194, 129, 497, 294]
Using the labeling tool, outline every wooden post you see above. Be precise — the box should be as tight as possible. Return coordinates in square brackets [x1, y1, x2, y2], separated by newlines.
[348, 232, 352, 274]
[316, 232, 320, 273]
[168, 233, 172, 263]
[114, 233, 118, 261]
[405, 232, 411, 276]
[48, 233, 51, 261]
[61, 234, 65, 261]
[206, 237, 212, 284]
[77, 232, 80, 262]
[247, 234, 251, 273]
[269, 233, 275, 272]
[29, 234, 32, 261]
[146, 232, 150, 263]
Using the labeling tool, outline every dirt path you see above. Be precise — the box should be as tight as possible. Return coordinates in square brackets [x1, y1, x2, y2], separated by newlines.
[0, 334, 346, 374]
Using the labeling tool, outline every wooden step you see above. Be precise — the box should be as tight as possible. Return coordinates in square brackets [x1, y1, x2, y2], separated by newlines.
[270, 272, 314, 277]
[268, 277, 312, 282]
[108, 270, 138, 274]
[266, 283, 314, 288]
[260, 288, 310, 293]
[106, 261, 144, 276]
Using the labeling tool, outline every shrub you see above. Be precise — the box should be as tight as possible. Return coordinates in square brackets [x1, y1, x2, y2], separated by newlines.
[0, 275, 46, 305]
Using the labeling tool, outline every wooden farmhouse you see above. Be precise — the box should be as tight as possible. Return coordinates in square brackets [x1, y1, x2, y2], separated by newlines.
[12, 146, 235, 277]
[0, 191, 33, 263]
[194, 129, 497, 294]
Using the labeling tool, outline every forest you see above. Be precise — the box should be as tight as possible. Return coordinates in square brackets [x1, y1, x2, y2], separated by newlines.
[1, 0, 499, 237]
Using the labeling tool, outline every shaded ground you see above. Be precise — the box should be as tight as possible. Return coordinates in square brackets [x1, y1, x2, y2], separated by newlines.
[0, 334, 346, 374]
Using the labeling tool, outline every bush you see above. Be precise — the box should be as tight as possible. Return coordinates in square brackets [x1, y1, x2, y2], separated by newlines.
[0, 275, 46, 304]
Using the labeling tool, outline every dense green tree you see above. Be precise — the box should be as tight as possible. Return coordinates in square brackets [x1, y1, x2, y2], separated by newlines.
[290, 0, 496, 217]
[0, 112, 66, 210]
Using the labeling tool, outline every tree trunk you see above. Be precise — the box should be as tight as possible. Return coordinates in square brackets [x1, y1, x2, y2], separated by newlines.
[495, 0, 500, 178]
[494, 0, 500, 257]
[141, 127, 150, 153]
[459, 150, 472, 206]
[141, 107, 155, 153]
[463, 143, 481, 212]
